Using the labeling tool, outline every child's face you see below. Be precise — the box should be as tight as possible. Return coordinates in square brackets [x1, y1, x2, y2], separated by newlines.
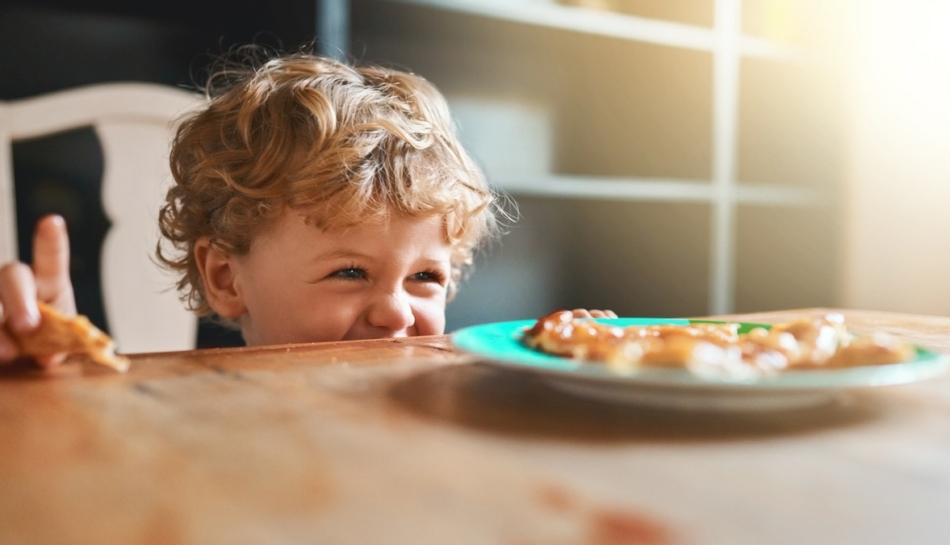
[222, 211, 452, 346]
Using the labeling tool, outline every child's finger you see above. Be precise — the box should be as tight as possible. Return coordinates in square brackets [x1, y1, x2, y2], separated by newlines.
[0, 262, 40, 335]
[0, 323, 19, 362]
[573, 308, 618, 319]
[0, 263, 72, 367]
[31, 215, 75, 312]
[571, 308, 593, 319]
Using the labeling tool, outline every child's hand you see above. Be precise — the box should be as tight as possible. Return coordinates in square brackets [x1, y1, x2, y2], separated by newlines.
[0, 215, 77, 366]
[571, 308, 618, 319]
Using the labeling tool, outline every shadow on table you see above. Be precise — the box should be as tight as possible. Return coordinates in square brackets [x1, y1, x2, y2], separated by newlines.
[387, 362, 887, 443]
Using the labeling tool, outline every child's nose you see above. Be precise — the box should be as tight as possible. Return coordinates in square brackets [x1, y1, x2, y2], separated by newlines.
[367, 289, 415, 333]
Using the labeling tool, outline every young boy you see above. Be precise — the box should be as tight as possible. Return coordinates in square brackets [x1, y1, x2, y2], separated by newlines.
[0, 49, 612, 366]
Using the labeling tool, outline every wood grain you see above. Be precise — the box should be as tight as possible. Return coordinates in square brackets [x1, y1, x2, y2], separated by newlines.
[1, 310, 949, 544]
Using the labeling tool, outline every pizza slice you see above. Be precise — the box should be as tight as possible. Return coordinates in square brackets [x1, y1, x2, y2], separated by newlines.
[9, 301, 130, 372]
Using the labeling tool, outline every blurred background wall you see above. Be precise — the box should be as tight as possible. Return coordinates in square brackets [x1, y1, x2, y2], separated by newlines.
[838, 0, 950, 316]
[1, 0, 948, 347]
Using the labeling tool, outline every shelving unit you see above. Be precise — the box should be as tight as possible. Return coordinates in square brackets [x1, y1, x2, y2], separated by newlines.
[355, 0, 844, 326]
[386, 0, 803, 58]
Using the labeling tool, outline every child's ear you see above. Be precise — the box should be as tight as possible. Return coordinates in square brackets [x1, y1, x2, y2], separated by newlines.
[194, 237, 247, 320]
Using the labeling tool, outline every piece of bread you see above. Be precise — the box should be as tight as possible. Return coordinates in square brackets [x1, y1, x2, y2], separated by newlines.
[10, 302, 130, 372]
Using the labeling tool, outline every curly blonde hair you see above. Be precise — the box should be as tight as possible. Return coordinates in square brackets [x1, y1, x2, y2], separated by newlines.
[157, 49, 501, 316]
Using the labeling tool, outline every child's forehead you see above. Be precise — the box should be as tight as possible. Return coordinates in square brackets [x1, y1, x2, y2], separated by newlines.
[296, 206, 444, 231]
[246, 209, 455, 258]
[254, 208, 452, 248]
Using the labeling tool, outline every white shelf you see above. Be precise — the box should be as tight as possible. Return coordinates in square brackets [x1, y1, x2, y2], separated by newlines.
[377, 0, 821, 316]
[383, 0, 801, 60]
[491, 175, 824, 207]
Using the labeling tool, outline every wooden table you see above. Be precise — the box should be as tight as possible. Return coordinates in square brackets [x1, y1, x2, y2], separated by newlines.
[2, 308, 949, 545]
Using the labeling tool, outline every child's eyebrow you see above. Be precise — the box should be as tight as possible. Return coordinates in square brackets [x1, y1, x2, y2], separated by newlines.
[416, 257, 452, 268]
[311, 249, 373, 262]
[317, 248, 370, 258]
[311, 249, 450, 267]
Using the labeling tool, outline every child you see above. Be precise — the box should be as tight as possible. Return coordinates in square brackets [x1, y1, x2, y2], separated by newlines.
[0, 48, 612, 365]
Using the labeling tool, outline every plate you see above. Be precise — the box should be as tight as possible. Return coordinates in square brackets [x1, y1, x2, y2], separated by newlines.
[451, 318, 950, 412]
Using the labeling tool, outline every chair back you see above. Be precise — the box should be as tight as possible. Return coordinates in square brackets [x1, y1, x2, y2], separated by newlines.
[0, 83, 204, 353]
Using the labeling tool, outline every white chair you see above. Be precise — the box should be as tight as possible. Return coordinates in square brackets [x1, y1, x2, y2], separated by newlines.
[0, 83, 204, 353]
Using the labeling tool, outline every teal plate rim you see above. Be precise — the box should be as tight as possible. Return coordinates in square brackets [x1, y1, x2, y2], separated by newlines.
[450, 318, 950, 391]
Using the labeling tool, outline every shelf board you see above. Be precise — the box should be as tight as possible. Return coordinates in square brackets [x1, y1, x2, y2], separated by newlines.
[491, 175, 824, 207]
[382, 0, 801, 60]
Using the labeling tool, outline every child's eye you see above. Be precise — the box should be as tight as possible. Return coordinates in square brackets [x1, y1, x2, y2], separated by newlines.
[410, 270, 446, 284]
[331, 267, 367, 280]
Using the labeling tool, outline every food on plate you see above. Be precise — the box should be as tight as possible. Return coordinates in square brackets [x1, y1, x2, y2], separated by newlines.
[5, 301, 130, 372]
[522, 310, 915, 377]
